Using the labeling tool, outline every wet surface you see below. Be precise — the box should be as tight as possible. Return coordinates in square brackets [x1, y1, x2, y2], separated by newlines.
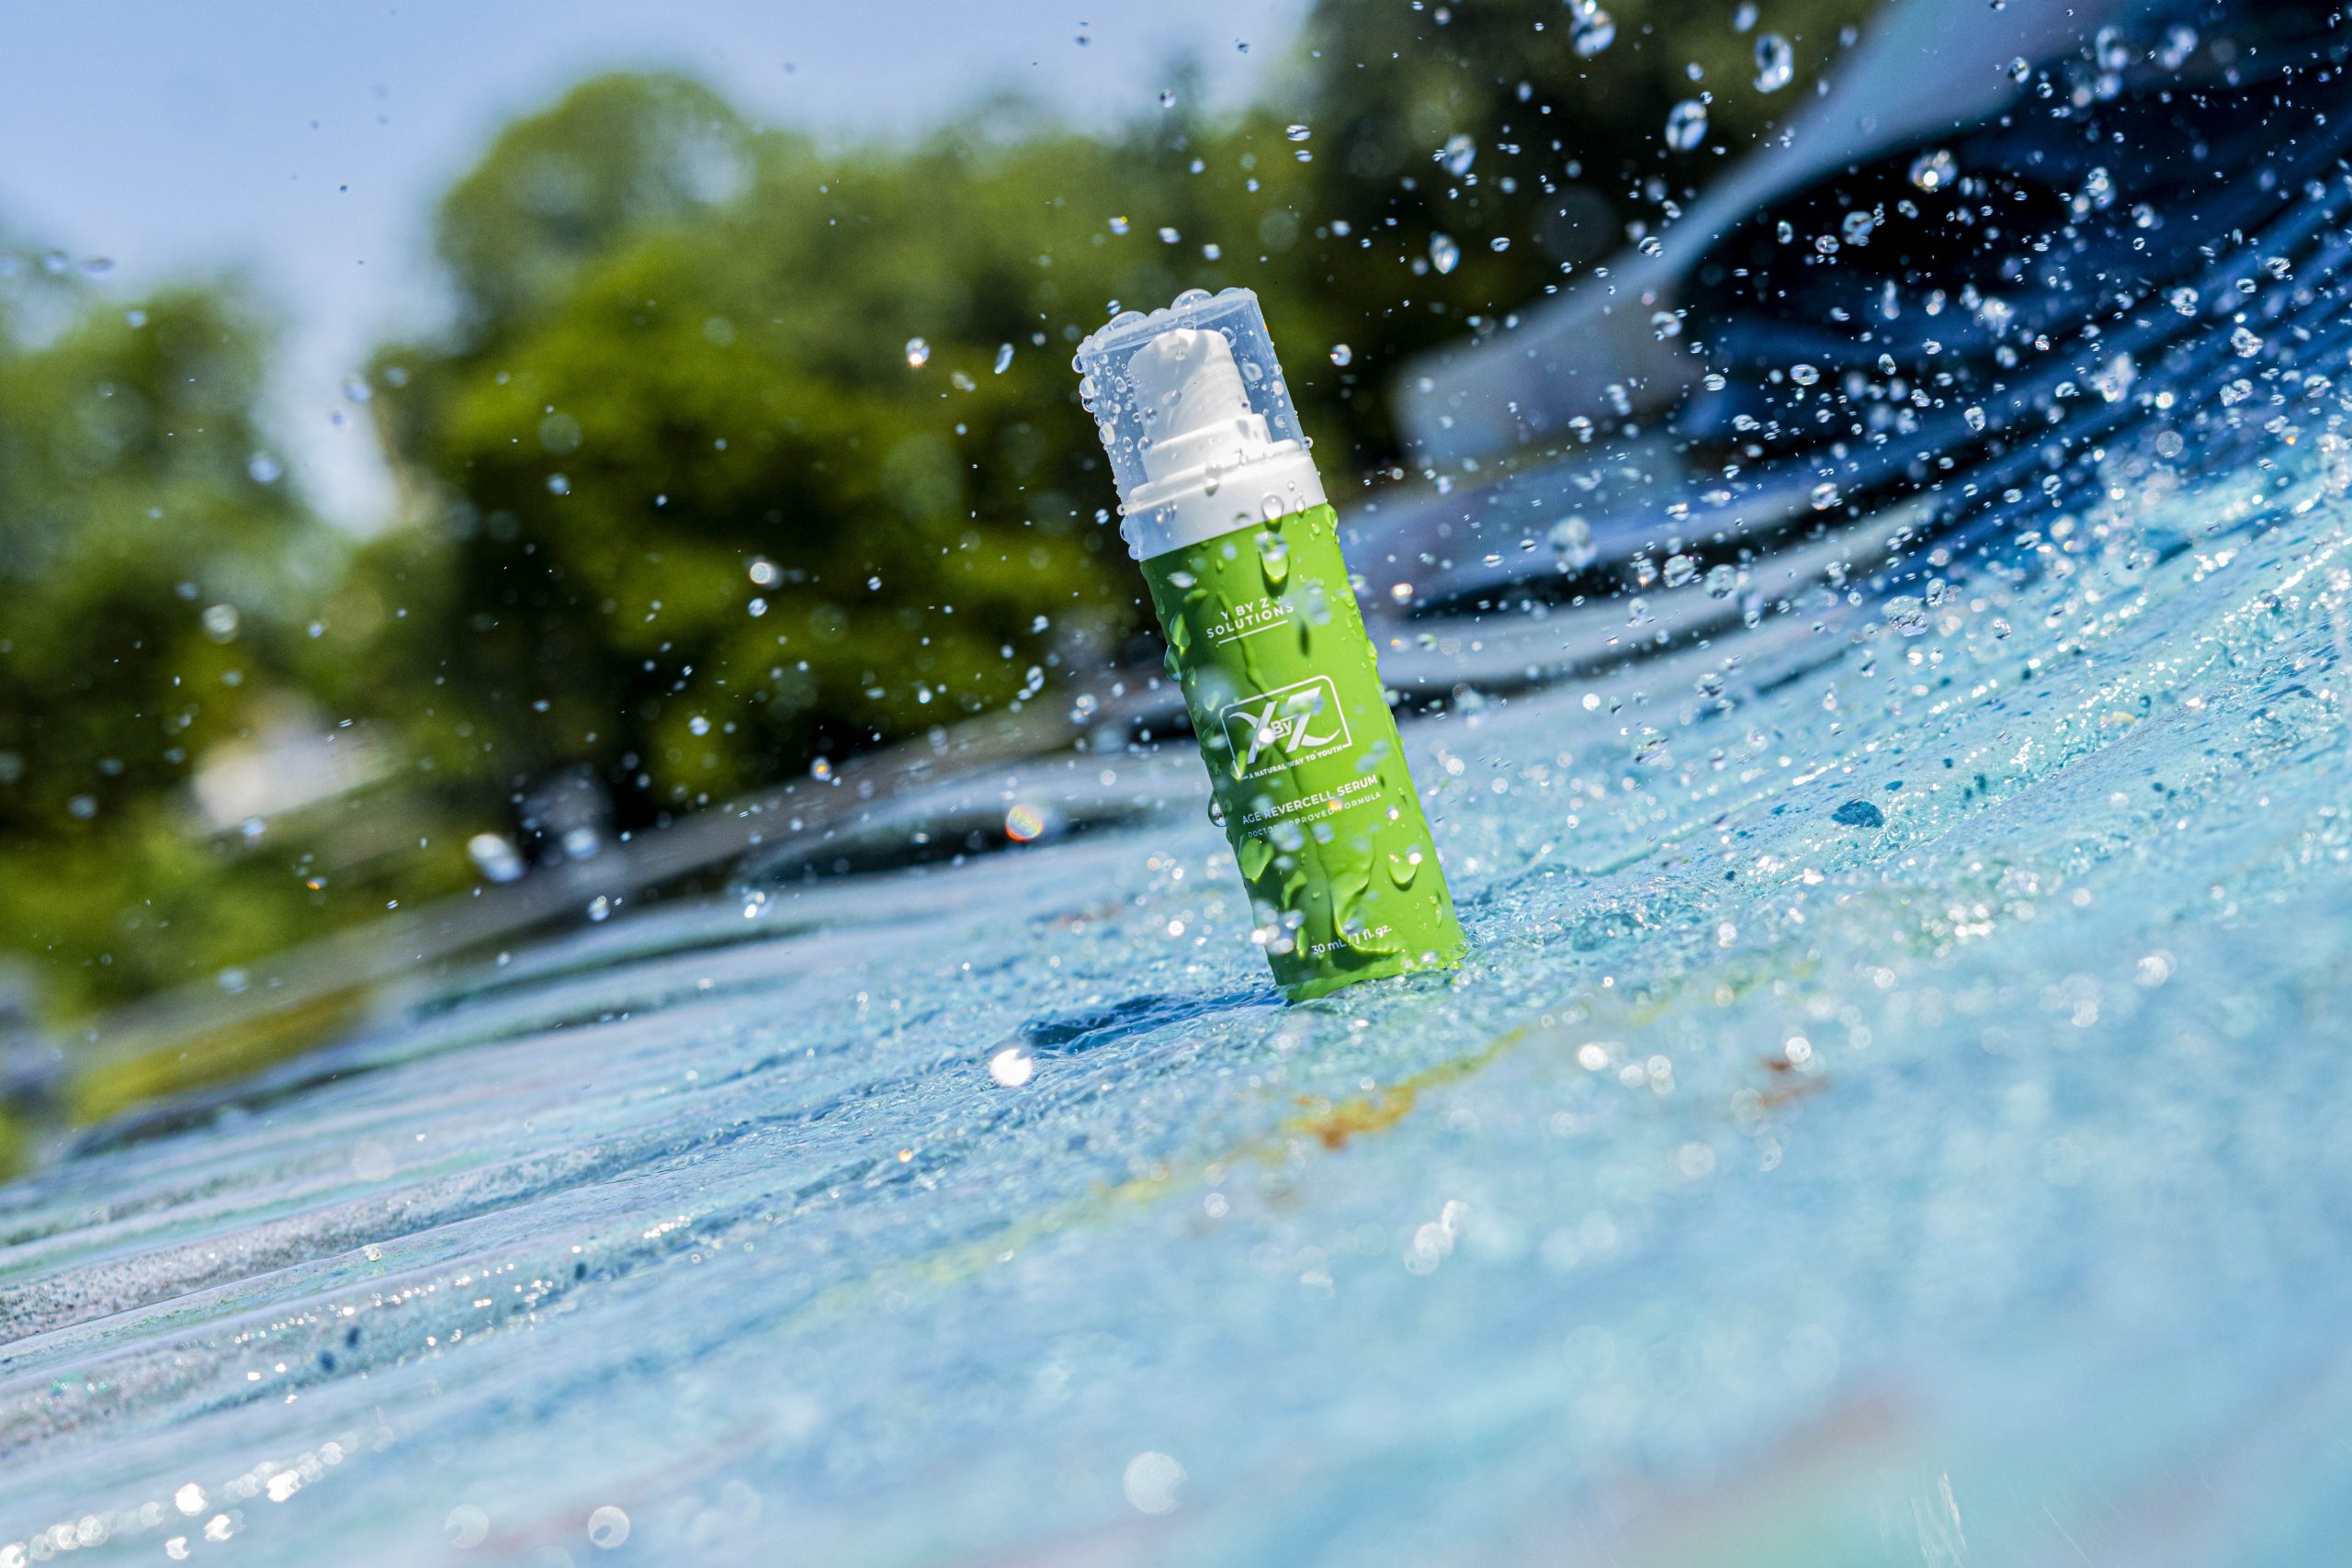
[12, 278, 2352, 1565]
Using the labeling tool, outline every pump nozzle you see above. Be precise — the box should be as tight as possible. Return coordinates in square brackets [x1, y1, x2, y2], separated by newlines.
[1128, 329, 1272, 484]
[1074, 288, 1327, 558]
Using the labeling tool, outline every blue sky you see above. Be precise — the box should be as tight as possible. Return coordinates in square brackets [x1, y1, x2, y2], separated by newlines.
[0, 0, 1307, 524]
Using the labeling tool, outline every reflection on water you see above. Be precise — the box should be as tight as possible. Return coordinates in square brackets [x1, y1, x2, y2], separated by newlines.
[8, 314, 2352, 1563]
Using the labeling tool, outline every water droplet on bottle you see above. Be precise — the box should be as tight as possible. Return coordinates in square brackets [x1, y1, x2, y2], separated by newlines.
[1257, 532, 1290, 587]
[1238, 835, 1274, 878]
[1386, 848, 1423, 888]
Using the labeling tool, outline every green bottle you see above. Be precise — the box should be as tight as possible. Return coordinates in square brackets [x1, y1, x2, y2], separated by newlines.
[1075, 288, 1465, 1000]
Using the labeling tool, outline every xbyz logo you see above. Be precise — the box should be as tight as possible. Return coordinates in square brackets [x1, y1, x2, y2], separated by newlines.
[1219, 676, 1350, 775]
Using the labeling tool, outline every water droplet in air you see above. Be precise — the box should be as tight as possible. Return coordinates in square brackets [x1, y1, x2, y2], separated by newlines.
[1329, 343, 1353, 367]
[1964, 405, 1987, 432]
[1885, 596, 1929, 635]
[1124, 1452, 1186, 1517]
[1441, 134, 1476, 175]
[1159, 89, 1178, 108]
[809, 756, 835, 783]
[992, 343, 1014, 375]
[1790, 363, 1820, 386]
[1704, 563, 1737, 597]
[1429, 233, 1460, 274]
[1004, 803, 1047, 842]
[1159, 226, 1182, 244]
[247, 452, 283, 484]
[1809, 481, 1842, 512]
[1752, 34, 1793, 92]
[1285, 123, 1311, 142]
[586, 1506, 630, 1550]
[688, 715, 710, 736]
[1389, 581, 1415, 604]
[1908, 149, 1957, 191]
[1665, 100, 1709, 152]
[1549, 515, 1596, 569]
[904, 337, 930, 367]
[1662, 553, 1697, 588]
[1570, 2, 1616, 56]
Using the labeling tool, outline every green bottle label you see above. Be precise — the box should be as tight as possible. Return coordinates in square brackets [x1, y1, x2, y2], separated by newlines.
[1140, 504, 1466, 1001]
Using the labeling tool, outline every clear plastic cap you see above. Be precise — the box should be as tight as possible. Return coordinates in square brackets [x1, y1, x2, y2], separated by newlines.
[1074, 288, 1324, 557]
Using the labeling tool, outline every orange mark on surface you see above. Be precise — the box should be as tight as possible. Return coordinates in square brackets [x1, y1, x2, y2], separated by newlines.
[1288, 1086, 1420, 1150]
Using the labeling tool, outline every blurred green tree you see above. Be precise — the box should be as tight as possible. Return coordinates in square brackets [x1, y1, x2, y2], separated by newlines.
[0, 287, 377, 1009]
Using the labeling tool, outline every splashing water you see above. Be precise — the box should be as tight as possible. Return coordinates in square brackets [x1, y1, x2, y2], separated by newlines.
[17, 46, 2352, 1568]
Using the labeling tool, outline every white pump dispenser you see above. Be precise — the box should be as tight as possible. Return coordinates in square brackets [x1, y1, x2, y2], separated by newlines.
[1074, 289, 1327, 558]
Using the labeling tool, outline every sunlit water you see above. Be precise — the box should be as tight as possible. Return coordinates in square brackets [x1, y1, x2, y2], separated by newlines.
[12, 314, 2352, 1562]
